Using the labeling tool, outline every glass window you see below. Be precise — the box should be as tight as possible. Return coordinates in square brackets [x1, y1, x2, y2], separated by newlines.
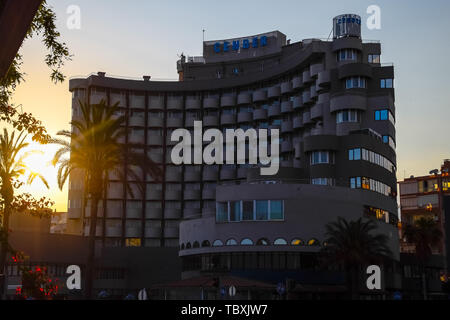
[270, 200, 284, 220]
[230, 201, 241, 222]
[381, 79, 394, 88]
[356, 177, 362, 188]
[240, 238, 254, 245]
[350, 178, 356, 189]
[125, 238, 141, 247]
[311, 151, 331, 165]
[255, 200, 269, 220]
[274, 238, 288, 245]
[212, 239, 223, 247]
[216, 202, 228, 222]
[368, 54, 380, 63]
[308, 239, 320, 246]
[291, 239, 304, 246]
[226, 238, 238, 246]
[242, 201, 254, 221]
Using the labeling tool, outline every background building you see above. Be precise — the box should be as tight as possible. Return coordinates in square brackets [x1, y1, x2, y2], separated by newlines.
[398, 159, 450, 298]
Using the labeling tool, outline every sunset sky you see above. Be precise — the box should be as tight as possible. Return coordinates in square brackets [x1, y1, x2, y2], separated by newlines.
[10, 0, 450, 211]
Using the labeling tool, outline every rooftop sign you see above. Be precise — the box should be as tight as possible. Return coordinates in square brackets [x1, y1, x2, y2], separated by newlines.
[203, 31, 286, 63]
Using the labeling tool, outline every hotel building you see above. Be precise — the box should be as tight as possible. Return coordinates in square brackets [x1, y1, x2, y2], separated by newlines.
[68, 14, 400, 295]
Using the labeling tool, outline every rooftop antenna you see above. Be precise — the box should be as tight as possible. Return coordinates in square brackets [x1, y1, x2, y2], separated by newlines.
[327, 28, 333, 41]
[202, 29, 205, 42]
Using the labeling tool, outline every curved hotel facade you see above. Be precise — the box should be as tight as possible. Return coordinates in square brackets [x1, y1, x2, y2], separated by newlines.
[68, 15, 399, 291]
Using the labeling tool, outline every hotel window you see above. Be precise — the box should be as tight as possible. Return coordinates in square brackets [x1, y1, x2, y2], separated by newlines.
[368, 54, 381, 64]
[349, 148, 362, 161]
[380, 78, 394, 88]
[216, 202, 228, 222]
[241, 238, 254, 245]
[311, 178, 335, 186]
[212, 239, 223, 247]
[242, 201, 254, 221]
[350, 177, 392, 197]
[337, 49, 358, 61]
[345, 77, 366, 89]
[375, 109, 395, 124]
[336, 109, 360, 123]
[383, 135, 396, 150]
[226, 238, 238, 246]
[256, 200, 269, 220]
[229, 201, 241, 222]
[310, 151, 332, 165]
[270, 200, 284, 220]
[125, 238, 141, 247]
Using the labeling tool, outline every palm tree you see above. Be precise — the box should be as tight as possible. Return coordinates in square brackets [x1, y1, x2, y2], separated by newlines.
[0, 129, 48, 298]
[52, 99, 161, 299]
[322, 217, 392, 299]
[403, 217, 442, 300]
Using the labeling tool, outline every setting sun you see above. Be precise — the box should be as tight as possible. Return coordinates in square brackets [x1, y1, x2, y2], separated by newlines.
[17, 141, 68, 212]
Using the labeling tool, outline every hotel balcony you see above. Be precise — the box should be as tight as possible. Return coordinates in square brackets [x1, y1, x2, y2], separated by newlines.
[237, 92, 252, 105]
[253, 90, 267, 102]
[164, 227, 179, 239]
[204, 97, 219, 109]
[281, 101, 293, 113]
[167, 97, 183, 110]
[281, 81, 293, 94]
[292, 76, 303, 89]
[203, 115, 219, 127]
[186, 98, 201, 110]
[220, 95, 236, 107]
[145, 227, 162, 238]
[253, 109, 267, 121]
[237, 111, 253, 123]
[147, 117, 164, 127]
[220, 114, 236, 125]
[268, 105, 281, 117]
[145, 208, 162, 219]
[165, 208, 182, 219]
[148, 97, 164, 110]
[268, 85, 281, 98]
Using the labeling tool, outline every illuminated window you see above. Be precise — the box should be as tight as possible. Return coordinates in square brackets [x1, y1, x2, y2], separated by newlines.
[125, 238, 141, 247]
[291, 239, 304, 246]
[226, 238, 238, 246]
[308, 239, 320, 246]
[240, 238, 254, 245]
[274, 238, 288, 245]
[368, 54, 380, 63]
